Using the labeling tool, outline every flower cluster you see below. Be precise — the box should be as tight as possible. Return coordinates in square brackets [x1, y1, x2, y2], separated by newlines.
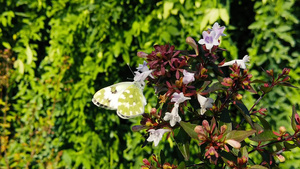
[132, 22, 297, 168]
[194, 119, 241, 164]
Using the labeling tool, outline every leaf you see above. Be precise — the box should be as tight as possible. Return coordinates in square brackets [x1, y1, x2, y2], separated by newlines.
[179, 121, 198, 140]
[2, 42, 11, 49]
[163, 1, 174, 19]
[241, 146, 248, 158]
[234, 101, 254, 128]
[251, 79, 267, 84]
[284, 141, 297, 150]
[249, 165, 268, 169]
[225, 130, 256, 142]
[26, 45, 33, 64]
[219, 8, 229, 25]
[291, 105, 298, 131]
[278, 82, 298, 88]
[174, 128, 190, 161]
[201, 82, 224, 94]
[249, 130, 276, 142]
[177, 161, 186, 169]
[257, 116, 272, 130]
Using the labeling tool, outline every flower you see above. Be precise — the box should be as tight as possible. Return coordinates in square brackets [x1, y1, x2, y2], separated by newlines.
[164, 103, 181, 127]
[182, 70, 195, 84]
[219, 55, 250, 69]
[171, 92, 191, 104]
[134, 69, 153, 82]
[197, 94, 214, 115]
[209, 22, 226, 39]
[147, 129, 170, 146]
[198, 31, 220, 51]
[137, 61, 150, 72]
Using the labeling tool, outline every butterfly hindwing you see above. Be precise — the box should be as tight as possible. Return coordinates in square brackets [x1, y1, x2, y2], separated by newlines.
[117, 83, 146, 119]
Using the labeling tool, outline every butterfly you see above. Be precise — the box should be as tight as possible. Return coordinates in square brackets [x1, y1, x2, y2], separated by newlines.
[92, 81, 146, 119]
[92, 62, 152, 119]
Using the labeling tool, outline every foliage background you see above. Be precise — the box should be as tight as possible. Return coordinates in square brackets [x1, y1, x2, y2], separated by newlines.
[0, 0, 299, 168]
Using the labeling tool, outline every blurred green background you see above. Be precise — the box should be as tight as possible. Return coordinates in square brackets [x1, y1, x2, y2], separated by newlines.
[0, 0, 299, 168]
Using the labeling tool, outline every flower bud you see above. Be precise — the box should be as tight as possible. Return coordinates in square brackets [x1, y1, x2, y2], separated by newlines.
[186, 37, 199, 55]
[202, 120, 210, 131]
[194, 126, 204, 134]
[137, 51, 148, 58]
[279, 126, 286, 134]
[235, 93, 243, 100]
[156, 52, 162, 58]
[163, 163, 172, 169]
[132, 125, 147, 132]
[201, 67, 207, 75]
[282, 68, 290, 75]
[276, 154, 285, 162]
[225, 139, 241, 149]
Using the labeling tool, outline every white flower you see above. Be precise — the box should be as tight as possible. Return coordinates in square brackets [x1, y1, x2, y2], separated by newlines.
[198, 31, 220, 51]
[219, 55, 250, 69]
[147, 129, 171, 146]
[197, 94, 214, 115]
[134, 70, 153, 82]
[136, 61, 149, 72]
[134, 61, 154, 81]
[163, 103, 181, 127]
[182, 70, 195, 84]
[209, 22, 226, 39]
[171, 92, 191, 104]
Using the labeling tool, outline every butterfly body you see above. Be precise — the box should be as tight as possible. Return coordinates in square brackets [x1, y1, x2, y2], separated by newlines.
[92, 81, 146, 119]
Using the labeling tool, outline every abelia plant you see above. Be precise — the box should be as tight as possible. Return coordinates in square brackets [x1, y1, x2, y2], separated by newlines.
[134, 22, 299, 168]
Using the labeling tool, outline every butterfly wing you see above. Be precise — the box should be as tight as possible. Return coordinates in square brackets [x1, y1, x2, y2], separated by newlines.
[116, 82, 146, 119]
[92, 82, 133, 110]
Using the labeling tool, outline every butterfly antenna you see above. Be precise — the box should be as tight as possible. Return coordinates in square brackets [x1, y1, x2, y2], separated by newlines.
[126, 63, 135, 78]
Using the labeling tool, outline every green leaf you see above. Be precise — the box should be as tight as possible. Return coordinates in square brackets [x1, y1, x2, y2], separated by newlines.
[249, 130, 276, 142]
[177, 161, 186, 169]
[180, 121, 198, 140]
[284, 141, 297, 150]
[2, 42, 11, 49]
[225, 130, 256, 142]
[249, 165, 268, 169]
[257, 116, 272, 130]
[234, 101, 254, 128]
[163, 1, 174, 19]
[219, 8, 229, 25]
[291, 105, 298, 131]
[201, 82, 224, 94]
[241, 146, 248, 158]
[174, 128, 190, 161]
[26, 45, 33, 64]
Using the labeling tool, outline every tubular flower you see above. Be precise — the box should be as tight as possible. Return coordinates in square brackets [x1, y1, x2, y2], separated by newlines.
[163, 103, 181, 127]
[197, 94, 214, 115]
[147, 129, 171, 146]
[219, 55, 250, 69]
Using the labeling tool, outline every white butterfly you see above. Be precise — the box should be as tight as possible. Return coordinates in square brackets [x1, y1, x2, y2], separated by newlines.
[92, 62, 152, 119]
[92, 81, 146, 119]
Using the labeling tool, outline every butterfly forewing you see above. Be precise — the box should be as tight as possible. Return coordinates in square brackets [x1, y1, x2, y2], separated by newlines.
[117, 83, 146, 119]
[92, 82, 133, 110]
